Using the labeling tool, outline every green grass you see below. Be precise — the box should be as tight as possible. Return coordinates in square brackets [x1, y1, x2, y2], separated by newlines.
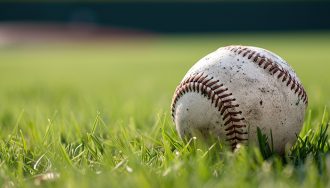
[0, 32, 330, 187]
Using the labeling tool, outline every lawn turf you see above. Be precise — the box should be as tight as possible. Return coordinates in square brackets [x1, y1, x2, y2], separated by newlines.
[0, 32, 330, 187]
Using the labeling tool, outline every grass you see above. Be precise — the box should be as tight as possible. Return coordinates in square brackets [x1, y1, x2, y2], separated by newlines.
[0, 32, 330, 187]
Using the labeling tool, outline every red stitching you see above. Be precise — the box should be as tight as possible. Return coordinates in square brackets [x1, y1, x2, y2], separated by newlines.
[225, 46, 308, 104]
[226, 129, 247, 136]
[225, 124, 246, 131]
[171, 73, 247, 150]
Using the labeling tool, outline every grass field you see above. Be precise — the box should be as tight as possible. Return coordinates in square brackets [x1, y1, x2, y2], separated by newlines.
[0, 32, 330, 187]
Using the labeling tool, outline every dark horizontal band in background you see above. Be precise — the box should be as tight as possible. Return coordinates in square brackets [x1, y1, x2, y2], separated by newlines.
[0, 2, 329, 33]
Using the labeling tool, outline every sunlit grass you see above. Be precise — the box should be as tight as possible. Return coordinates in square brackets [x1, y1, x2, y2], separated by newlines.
[0, 32, 330, 187]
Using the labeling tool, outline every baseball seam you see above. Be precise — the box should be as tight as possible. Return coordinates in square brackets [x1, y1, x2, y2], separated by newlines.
[171, 72, 248, 149]
[225, 46, 308, 105]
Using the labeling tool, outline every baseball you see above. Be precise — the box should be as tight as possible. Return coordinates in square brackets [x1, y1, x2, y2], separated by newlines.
[171, 45, 308, 153]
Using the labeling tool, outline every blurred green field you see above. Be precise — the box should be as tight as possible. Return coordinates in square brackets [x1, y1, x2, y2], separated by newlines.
[0, 32, 330, 187]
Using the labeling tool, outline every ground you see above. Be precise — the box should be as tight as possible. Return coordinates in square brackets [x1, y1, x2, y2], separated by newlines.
[0, 31, 330, 187]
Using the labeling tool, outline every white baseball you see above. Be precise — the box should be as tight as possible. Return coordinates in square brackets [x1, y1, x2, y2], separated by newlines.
[171, 45, 307, 153]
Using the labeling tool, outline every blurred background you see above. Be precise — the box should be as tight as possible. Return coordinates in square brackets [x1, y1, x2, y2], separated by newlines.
[0, 0, 330, 130]
[0, 1, 330, 41]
